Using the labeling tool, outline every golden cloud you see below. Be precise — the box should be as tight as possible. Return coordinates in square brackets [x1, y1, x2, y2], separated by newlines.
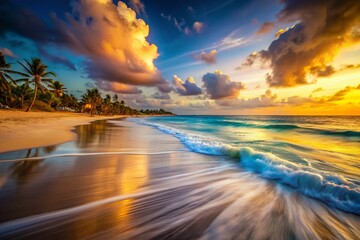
[240, 0, 360, 87]
[50, 0, 168, 92]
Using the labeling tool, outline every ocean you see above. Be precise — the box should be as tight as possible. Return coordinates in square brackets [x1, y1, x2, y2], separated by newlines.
[0, 116, 359, 239]
[132, 115, 360, 214]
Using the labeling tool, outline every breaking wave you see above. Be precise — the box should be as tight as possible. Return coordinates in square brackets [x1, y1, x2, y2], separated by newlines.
[130, 118, 360, 214]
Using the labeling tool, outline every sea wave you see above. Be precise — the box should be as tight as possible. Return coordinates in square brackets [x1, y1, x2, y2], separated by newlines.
[214, 119, 360, 137]
[130, 118, 360, 214]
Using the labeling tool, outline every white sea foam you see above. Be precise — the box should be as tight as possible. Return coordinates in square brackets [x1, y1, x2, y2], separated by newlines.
[130, 118, 360, 214]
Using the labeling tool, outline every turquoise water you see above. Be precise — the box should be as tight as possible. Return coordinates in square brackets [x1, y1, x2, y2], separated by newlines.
[132, 115, 360, 214]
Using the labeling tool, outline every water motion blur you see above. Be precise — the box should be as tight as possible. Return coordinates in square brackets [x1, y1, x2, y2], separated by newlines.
[0, 118, 359, 239]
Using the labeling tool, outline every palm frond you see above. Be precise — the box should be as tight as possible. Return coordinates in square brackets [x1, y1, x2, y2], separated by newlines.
[25, 58, 35, 74]
[43, 71, 56, 77]
[15, 78, 32, 83]
[2, 69, 29, 77]
[2, 73, 17, 85]
[18, 60, 33, 75]
[41, 78, 54, 84]
[38, 84, 48, 93]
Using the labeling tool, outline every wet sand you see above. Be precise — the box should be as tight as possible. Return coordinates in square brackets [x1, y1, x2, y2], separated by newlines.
[0, 110, 121, 153]
[0, 119, 359, 239]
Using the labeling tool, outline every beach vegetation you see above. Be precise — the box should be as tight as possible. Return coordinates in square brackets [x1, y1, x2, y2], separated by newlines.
[0, 55, 173, 116]
[8, 58, 56, 112]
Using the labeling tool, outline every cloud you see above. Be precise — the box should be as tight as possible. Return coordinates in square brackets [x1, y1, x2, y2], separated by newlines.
[194, 50, 217, 65]
[172, 75, 202, 96]
[193, 22, 205, 33]
[151, 92, 171, 100]
[96, 81, 143, 94]
[156, 81, 173, 93]
[184, 27, 192, 35]
[326, 84, 360, 102]
[161, 14, 194, 35]
[239, 0, 360, 87]
[0, 0, 53, 42]
[37, 46, 76, 70]
[129, 0, 145, 15]
[119, 93, 174, 110]
[340, 63, 360, 70]
[0, 47, 17, 58]
[160, 13, 172, 22]
[256, 21, 275, 35]
[174, 18, 187, 33]
[217, 29, 248, 50]
[202, 70, 245, 99]
[311, 87, 324, 94]
[216, 84, 360, 109]
[309, 65, 335, 77]
[216, 89, 278, 108]
[0, 0, 169, 92]
[236, 51, 269, 70]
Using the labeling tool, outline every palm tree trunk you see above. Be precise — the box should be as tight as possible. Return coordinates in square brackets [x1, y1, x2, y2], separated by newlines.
[26, 84, 38, 112]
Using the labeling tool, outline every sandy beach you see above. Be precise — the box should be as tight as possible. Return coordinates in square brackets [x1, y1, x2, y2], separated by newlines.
[0, 110, 122, 153]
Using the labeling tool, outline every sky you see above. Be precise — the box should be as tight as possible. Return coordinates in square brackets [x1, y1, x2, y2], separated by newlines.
[0, 0, 359, 115]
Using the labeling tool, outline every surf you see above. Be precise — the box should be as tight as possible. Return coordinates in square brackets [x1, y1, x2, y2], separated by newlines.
[130, 118, 360, 214]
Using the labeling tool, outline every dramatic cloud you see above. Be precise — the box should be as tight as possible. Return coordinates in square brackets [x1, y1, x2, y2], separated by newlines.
[194, 50, 217, 65]
[37, 46, 76, 70]
[96, 81, 143, 94]
[129, 0, 145, 15]
[0, 0, 169, 92]
[172, 75, 202, 96]
[0, 0, 53, 42]
[240, 0, 360, 87]
[193, 22, 205, 33]
[0, 48, 17, 58]
[202, 70, 245, 99]
[256, 21, 275, 35]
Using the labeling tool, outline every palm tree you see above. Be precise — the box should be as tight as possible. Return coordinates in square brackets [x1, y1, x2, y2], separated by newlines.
[81, 88, 102, 117]
[102, 94, 112, 115]
[61, 93, 79, 110]
[0, 53, 16, 105]
[9, 58, 55, 112]
[112, 94, 120, 115]
[12, 83, 33, 109]
[48, 80, 67, 98]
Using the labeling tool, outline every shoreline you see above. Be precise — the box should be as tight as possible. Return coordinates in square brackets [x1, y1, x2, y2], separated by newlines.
[0, 110, 125, 153]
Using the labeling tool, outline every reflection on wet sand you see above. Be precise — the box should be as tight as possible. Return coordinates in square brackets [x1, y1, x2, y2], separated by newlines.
[0, 120, 359, 239]
[10, 146, 57, 184]
[76, 120, 108, 148]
